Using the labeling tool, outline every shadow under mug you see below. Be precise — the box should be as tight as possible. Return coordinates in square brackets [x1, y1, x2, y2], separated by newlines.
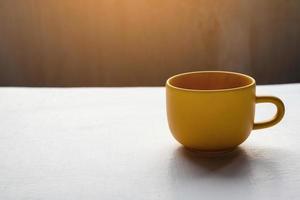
[166, 71, 285, 152]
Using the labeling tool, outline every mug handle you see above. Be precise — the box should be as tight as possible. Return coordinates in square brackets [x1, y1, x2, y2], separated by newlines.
[253, 96, 285, 130]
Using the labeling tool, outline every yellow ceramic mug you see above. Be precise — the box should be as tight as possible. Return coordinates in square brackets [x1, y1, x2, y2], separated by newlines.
[166, 71, 285, 152]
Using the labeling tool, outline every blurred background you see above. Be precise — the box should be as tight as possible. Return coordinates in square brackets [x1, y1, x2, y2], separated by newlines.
[0, 0, 299, 86]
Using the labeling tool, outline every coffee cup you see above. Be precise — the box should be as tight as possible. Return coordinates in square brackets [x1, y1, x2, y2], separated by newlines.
[166, 71, 285, 152]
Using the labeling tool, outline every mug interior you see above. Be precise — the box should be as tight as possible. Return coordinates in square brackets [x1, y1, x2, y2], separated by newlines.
[168, 71, 254, 91]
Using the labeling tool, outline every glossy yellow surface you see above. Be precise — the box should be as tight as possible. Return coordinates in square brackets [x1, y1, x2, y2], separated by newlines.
[166, 71, 285, 151]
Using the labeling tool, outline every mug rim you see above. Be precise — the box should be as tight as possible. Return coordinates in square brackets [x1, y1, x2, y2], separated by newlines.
[166, 71, 256, 92]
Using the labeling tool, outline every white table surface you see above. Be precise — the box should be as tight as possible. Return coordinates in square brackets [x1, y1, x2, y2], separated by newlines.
[0, 84, 299, 200]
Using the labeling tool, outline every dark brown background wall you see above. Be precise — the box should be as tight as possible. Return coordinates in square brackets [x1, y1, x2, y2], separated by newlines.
[0, 0, 299, 86]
